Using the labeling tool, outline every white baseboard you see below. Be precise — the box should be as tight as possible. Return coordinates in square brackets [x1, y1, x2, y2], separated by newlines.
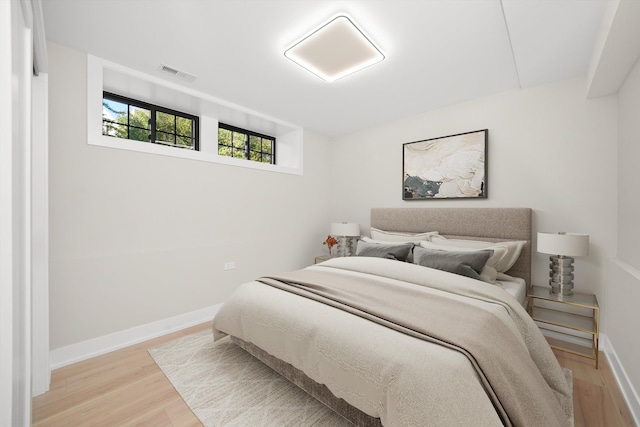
[602, 334, 640, 426]
[50, 304, 221, 370]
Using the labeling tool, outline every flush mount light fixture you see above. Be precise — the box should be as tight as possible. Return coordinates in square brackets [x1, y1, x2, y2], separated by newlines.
[284, 15, 384, 82]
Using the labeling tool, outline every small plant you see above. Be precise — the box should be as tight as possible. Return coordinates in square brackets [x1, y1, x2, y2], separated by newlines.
[323, 235, 338, 256]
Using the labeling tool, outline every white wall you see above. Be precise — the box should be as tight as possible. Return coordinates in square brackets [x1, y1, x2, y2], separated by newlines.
[609, 55, 640, 417]
[329, 76, 617, 312]
[617, 59, 640, 269]
[48, 42, 332, 350]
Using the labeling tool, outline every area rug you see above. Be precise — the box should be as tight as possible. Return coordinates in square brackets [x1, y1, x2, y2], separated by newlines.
[148, 330, 350, 426]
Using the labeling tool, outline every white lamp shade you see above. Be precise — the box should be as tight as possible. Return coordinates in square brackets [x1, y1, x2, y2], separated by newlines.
[537, 232, 589, 257]
[330, 222, 360, 237]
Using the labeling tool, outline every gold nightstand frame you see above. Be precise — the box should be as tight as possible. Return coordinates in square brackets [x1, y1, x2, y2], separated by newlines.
[527, 286, 600, 368]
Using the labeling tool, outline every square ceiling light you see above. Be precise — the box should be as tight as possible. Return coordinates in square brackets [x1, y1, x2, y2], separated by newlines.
[285, 16, 384, 82]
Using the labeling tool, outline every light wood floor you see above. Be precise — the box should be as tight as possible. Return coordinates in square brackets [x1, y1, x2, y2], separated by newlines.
[553, 348, 635, 427]
[32, 323, 635, 427]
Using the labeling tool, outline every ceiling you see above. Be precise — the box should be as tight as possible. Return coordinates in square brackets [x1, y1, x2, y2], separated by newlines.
[42, 0, 608, 138]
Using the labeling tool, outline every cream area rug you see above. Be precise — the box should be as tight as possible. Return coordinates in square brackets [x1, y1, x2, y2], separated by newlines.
[148, 330, 350, 426]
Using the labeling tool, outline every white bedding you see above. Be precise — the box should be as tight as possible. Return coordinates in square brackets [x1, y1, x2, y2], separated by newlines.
[212, 257, 572, 427]
[496, 275, 527, 306]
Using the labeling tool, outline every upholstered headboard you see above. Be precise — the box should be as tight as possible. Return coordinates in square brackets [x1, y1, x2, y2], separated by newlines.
[370, 208, 532, 286]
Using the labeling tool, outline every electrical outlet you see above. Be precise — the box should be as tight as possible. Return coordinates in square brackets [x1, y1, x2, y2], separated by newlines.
[224, 261, 235, 271]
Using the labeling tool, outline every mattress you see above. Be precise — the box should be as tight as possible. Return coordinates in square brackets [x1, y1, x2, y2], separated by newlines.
[497, 275, 527, 306]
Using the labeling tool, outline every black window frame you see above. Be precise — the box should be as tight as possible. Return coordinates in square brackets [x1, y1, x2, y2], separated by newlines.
[102, 91, 200, 151]
[218, 122, 276, 165]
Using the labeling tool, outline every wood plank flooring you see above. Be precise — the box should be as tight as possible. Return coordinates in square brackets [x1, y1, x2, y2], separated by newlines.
[32, 324, 206, 427]
[552, 348, 635, 427]
[32, 323, 635, 426]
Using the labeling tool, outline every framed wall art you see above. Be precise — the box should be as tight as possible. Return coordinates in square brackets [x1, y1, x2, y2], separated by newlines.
[403, 129, 487, 200]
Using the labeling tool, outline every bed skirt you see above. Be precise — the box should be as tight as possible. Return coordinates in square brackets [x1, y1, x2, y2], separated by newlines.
[230, 336, 383, 427]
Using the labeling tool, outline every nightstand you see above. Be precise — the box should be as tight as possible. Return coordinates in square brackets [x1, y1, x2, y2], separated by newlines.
[527, 286, 600, 368]
[314, 255, 334, 264]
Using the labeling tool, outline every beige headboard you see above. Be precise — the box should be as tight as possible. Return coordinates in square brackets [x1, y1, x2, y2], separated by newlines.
[370, 208, 532, 286]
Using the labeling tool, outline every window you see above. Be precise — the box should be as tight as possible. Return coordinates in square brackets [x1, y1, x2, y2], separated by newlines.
[102, 92, 199, 150]
[90, 56, 303, 173]
[218, 123, 275, 164]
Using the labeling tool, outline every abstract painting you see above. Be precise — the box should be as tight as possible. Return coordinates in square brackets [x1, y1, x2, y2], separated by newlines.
[403, 129, 487, 200]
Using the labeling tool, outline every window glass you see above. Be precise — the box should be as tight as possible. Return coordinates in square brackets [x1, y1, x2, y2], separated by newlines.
[102, 99, 127, 137]
[156, 131, 175, 145]
[218, 123, 275, 164]
[177, 135, 193, 148]
[129, 107, 151, 142]
[102, 92, 198, 151]
[262, 139, 272, 154]
[232, 132, 245, 149]
[156, 111, 174, 133]
[249, 135, 261, 152]
[176, 116, 192, 137]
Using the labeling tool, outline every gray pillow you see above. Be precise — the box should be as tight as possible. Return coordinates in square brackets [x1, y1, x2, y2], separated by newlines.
[413, 246, 493, 280]
[356, 240, 414, 262]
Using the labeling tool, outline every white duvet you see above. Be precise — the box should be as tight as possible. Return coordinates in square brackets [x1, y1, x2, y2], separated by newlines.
[212, 257, 572, 426]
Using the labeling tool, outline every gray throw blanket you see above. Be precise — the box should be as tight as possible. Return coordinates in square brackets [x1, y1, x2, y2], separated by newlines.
[258, 268, 571, 427]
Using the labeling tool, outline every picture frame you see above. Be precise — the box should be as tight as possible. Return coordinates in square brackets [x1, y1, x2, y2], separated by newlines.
[403, 129, 487, 200]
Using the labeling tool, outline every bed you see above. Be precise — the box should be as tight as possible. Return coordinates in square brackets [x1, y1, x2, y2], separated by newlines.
[212, 208, 573, 426]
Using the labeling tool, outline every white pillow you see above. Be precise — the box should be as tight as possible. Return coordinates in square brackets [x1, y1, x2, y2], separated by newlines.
[479, 265, 499, 284]
[362, 236, 413, 245]
[370, 227, 438, 243]
[427, 236, 526, 273]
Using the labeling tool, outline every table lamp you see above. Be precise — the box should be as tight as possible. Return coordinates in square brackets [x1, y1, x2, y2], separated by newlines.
[537, 231, 589, 296]
[330, 222, 360, 257]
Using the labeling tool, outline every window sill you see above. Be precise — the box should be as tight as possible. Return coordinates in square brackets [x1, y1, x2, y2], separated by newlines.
[88, 134, 303, 175]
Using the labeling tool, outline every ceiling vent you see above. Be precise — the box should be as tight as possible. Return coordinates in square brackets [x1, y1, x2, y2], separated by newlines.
[158, 64, 197, 82]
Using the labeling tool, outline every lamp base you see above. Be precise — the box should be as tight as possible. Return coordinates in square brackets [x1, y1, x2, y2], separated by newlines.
[336, 236, 357, 257]
[550, 282, 574, 296]
[548, 255, 575, 296]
